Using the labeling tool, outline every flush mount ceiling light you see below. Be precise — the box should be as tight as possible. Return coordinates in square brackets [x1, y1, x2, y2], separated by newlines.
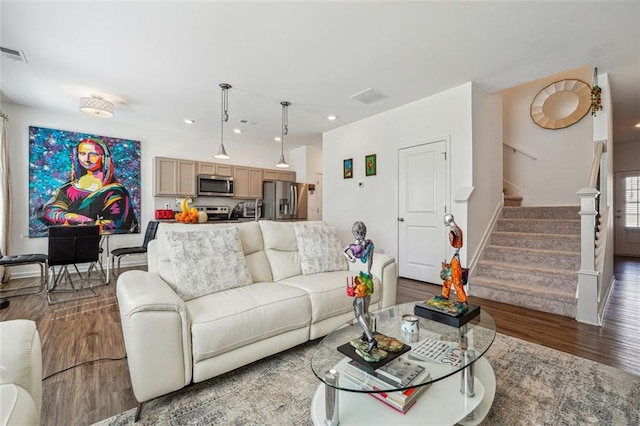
[79, 95, 114, 118]
[275, 101, 291, 168]
[183, 118, 195, 124]
[327, 114, 337, 121]
[214, 83, 232, 160]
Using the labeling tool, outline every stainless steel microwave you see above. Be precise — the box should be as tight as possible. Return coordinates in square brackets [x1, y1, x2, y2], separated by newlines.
[197, 175, 234, 197]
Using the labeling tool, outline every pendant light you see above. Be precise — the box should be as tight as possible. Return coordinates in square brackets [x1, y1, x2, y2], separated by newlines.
[276, 101, 291, 168]
[214, 83, 232, 160]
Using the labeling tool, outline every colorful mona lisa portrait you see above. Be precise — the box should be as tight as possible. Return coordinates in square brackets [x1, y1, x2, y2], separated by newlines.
[28, 126, 141, 237]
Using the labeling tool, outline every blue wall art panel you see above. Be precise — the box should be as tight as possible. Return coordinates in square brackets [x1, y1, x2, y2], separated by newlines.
[29, 126, 141, 237]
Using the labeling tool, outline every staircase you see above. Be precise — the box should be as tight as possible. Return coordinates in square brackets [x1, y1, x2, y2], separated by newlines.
[470, 206, 581, 318]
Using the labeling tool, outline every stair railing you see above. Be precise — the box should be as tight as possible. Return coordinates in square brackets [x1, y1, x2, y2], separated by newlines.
[576, 140, 607, 325]
[503, 141, 537, 160]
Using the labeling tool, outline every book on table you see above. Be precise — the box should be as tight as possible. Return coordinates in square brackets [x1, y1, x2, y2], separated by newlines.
[342, 361, 432, 413]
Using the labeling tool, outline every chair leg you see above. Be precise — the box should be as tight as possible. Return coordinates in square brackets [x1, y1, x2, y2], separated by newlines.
[134, 402, 145, 422]
[0, 262, 47, 298]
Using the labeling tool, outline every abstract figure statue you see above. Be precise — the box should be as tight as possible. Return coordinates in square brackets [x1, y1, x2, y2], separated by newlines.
[426, 214, 469, 316]
[344, 221, 377, 354]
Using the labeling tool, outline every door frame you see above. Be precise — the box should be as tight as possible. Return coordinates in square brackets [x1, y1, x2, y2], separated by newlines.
[396, 136, 451, 282]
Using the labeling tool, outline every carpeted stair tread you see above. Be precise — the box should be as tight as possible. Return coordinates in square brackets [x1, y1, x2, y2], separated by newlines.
[490, 231, 580, 252]
[496, 218, 580, 235]
[471, 276, 575, 301]
[502, 205, 580, 220]
[482, 244, 581, 271]
[474, 260, 577, 292]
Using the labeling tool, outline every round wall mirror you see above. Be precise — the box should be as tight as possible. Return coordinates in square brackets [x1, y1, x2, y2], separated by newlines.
[530, 79, 591, 130]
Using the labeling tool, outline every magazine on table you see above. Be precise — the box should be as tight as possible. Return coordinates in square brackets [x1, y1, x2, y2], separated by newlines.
[348, 357, 425, 388]
[375, 357, 426, 386]
[341, 367, 432, 413]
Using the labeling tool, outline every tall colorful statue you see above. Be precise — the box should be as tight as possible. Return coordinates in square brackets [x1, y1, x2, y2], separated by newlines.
[344, 221, 376, 353]
[426, 214, 469, 316]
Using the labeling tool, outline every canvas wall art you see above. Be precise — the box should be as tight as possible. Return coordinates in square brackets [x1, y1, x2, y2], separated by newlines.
[343, 158, 353, 179]
[28, 126, 141, 237]
[365, 154, 377, 176]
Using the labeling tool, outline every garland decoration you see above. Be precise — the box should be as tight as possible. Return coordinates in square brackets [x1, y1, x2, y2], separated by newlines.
[591, 67, 603, 116]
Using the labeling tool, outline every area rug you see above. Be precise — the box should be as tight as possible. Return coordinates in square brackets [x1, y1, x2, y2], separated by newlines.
[94, 333, 640, 425]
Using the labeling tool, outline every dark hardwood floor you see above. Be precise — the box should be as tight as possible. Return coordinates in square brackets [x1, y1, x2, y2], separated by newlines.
[0, 258, 638, 426]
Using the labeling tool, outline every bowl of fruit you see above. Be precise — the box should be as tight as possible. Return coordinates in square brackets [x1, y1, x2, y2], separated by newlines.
[175, 198, 200, 223]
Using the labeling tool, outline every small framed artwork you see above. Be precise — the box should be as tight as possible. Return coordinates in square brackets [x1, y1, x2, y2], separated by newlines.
[343, 158, 353, 179]
[365, 154, 377, 176]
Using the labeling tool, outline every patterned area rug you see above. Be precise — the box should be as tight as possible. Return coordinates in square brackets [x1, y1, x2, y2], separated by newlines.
[94, 333, 640, 425]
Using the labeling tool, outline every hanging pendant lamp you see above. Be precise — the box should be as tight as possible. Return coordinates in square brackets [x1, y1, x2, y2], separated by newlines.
[214, 83, 232, 160]
[276, 101, 291, 168]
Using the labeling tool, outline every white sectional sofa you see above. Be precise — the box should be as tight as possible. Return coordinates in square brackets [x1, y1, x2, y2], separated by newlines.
[0, 320, 42, 426]
[116, 220, 397, 418]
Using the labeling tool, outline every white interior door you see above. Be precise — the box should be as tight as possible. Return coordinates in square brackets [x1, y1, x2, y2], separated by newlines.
[398, 141, 447, 283]
[615, 171, 640, 256]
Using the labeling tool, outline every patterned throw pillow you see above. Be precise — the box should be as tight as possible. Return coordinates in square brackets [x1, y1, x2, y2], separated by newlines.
[166, 227, 253, 301]
[294, 223, 348, 275]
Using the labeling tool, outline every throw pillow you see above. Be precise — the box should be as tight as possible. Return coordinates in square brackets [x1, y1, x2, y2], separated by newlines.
[294, 223, 347, 275]
[166, 227, 253, 301]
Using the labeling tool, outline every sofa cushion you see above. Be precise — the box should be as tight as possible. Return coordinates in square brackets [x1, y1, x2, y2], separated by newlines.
[294, 223, 348, 275]
[259, 221, 303, 281]
[186, 282, 311, 362]
[153, 221, 272, 286]
[166, 227, 253, 301]
[278, 270, 381, 324]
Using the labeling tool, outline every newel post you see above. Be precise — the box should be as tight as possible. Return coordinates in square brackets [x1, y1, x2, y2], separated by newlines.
[576, 187, 600, 325]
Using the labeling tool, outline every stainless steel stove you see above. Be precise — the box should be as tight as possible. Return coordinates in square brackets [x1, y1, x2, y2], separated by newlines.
[196, 206, 230, 221]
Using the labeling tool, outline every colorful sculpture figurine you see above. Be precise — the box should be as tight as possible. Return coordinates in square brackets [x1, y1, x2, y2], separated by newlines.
[344, 221, 380, 358]
[426, 214, 469, 316]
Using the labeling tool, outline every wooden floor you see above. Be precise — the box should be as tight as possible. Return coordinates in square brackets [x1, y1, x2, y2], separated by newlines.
[0, 257, 638, 426]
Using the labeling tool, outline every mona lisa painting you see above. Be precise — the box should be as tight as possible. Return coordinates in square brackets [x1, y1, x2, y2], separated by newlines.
[28, 126, 141, 237]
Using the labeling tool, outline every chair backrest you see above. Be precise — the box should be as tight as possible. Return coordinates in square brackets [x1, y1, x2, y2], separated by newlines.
[48, 225, 101, 266]
[142, 221, 160, 249]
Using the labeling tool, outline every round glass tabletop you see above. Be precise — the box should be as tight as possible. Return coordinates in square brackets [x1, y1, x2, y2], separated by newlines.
[311, 301, 496, 393]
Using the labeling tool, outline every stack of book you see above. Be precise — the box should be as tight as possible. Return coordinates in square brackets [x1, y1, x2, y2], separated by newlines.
[342, 357, 432, 413]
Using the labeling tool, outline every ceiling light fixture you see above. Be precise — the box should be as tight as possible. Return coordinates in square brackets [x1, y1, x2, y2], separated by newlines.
[79, 95, 114, 118]
[184, 118, 195, 124]
[327, 114, 337, 121]
[214, 83, 232, 160]
[274, 136, 281, 142]
[276, 101, 291, 168]
[233, 128, 242, 134]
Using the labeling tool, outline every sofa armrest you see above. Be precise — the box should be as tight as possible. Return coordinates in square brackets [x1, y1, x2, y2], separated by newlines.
[0, 320, 42, 426]
[116, 270, 192, 403]
[349, 253, 397, 308]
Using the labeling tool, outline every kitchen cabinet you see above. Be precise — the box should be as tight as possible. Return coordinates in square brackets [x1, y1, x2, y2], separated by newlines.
[234, 166, 263, 198]
[263, 169, 296, 182]
[197, 161, 233, 177]
[154, 157, 196, 196]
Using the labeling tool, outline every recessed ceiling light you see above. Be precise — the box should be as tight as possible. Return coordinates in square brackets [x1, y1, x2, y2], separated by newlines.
[327, 114, 337, 121]
[274, 136, 281, 142]
[233, 128, 242, 134]
[183, 119, 195, 124]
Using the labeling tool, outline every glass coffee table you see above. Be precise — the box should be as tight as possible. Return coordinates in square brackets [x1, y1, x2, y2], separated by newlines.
[310, 301, 496, 425]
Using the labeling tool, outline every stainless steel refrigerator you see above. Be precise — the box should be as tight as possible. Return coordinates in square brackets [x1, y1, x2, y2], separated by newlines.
[262, 181, 307, 220]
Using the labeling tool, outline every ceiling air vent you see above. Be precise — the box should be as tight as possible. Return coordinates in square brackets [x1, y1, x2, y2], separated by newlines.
[349, 88, 389, 105]
[0, 46, 28, 62]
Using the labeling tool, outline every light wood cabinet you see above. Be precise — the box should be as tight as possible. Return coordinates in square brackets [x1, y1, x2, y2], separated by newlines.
[154, 157, 196, 196]
[263, 169, 296, 182]
[234, 166, 263, 198]
[197, 161, 233, 177]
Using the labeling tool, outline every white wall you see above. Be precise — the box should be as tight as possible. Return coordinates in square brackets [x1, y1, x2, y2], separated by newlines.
[502, 66, 593, 206]
[614, 140, 640, 172]
[3, 102, 284, 275]
[469, 84, 503, 258]
[323, 83, 477, 261]
[290, 141, 323, 219]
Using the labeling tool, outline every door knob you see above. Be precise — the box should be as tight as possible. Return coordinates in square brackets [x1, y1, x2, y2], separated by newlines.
[398, 217, 405, 222]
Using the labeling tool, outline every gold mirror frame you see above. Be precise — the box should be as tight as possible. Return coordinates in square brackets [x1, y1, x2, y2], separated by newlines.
[530, 79, 591, 130]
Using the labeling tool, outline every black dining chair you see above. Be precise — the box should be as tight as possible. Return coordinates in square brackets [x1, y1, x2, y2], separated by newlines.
[110, 221, 159, 278]
[47, 224, 104, 304]
[0, 247, 48, 308]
